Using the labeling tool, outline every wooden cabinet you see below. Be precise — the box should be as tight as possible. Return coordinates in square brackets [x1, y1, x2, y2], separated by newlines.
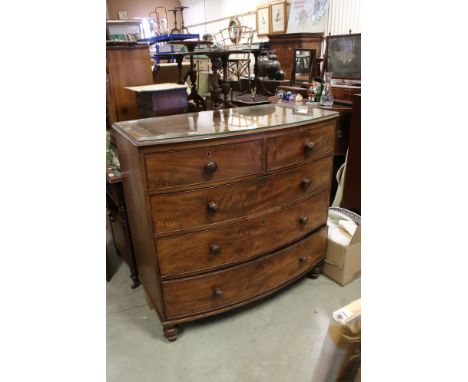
[106, 169, 140, 288]
[268, 33, 323, 81]
[341, 94, 361, 213]
[112, 104, 338, 341]
[106, 45, 153, 126]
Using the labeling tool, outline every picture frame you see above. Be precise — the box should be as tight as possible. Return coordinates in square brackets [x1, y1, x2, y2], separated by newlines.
[324, 33, 361, 80]
[118, 11, 128, 20]
[228, 17, 242, 44]
[256, 5, 270, 36]
[270, 1, 287, 34]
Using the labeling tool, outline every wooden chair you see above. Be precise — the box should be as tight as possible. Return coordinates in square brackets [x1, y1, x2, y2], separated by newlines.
[212, 24, 254, 81]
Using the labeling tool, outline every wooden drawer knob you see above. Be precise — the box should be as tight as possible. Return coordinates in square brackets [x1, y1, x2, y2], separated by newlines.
[213, 287, 223, 297]
[304, 142, 315, 152]
[205, 161, 218, 172]
[299, 216, 309, 225]
[301, 178, 311, 189]
[299, 256, 308, 263]
[207, 201, 219, 212]
[210, 244, 221, 255]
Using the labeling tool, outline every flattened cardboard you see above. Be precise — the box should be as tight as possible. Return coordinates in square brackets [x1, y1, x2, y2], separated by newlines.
[312, 299, 361, 382]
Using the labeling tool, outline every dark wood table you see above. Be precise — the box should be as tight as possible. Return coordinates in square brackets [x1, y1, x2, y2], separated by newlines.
[154, 48, 271, 111]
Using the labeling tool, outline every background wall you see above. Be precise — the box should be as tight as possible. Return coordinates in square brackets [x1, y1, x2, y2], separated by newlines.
[107, 0, 181, 28]
[181, 0, 273, 44]
[181, 0, 361, 50]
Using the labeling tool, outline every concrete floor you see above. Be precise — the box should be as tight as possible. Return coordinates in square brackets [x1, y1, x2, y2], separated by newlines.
[107, 259, 360, 382]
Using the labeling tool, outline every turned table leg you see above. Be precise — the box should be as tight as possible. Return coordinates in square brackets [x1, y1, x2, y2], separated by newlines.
[307, 261, 323, 279]
[175, 55, 184, 85]
[209, 55, 222, 110]
[163, 324, 179, 342]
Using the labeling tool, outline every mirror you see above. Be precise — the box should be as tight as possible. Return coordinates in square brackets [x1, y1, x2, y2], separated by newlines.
[325, 33, 361, 79]
[228, 18, 242, 44]
[291, 49, 316, 86]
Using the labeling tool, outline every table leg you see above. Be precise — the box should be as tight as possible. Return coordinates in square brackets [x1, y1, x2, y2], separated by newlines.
[175, 55, 184, 85]
[220, 53, 232, 108]
[252, 50, 260, 96]
[187, 49, 206, 111]
[209, 55, 222, 110]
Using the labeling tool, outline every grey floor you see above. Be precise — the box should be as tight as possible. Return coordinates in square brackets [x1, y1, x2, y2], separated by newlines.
[107, 257, 360, 382]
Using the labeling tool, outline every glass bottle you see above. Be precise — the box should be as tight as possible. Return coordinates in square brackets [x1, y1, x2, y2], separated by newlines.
[320, 72, 334, 107]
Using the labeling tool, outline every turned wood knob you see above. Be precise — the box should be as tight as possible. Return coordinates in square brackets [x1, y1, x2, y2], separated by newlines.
[213, 287, 223, 297]
[205, 161, 217, 172]
[301, 178, 311, 189]
[304, 142, 315, 152]
[210, 244, 221, 255]
[299, 216, 309, 225]
[299, 256, 308, 263]
[207, 201, 219, 212]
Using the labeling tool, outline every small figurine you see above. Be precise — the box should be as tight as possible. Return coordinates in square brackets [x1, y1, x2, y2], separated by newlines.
[307, 79, 322, 103]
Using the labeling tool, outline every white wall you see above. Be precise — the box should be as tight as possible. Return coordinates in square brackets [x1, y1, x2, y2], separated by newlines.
[181, 0, 361, 49]
[181, 0, 272, 43]
[325, 0, 361, 35]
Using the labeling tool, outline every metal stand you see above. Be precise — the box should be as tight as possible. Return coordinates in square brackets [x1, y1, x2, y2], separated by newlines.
[169, 9, 180, 34]
[176, 6, 189, 34]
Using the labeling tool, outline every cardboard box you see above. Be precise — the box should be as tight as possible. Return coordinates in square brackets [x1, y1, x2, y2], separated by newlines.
[312, 299, 361, 382]
[323, 223, 361, 286]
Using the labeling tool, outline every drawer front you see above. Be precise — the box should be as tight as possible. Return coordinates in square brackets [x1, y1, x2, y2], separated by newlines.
[266, 123, 335, 171]
[151, 156, 332, 234]
[157, 191, 329, 277]
[145, 140, 263, 191]
[162, 227, 327, 319]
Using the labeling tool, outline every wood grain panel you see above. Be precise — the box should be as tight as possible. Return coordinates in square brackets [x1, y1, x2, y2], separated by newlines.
[106, 46, 153, 124]
[150, 156, 333, 234]
[266, 122, 335, 170]
[162, 227, 328, 319]
[145, 140, 263, 191]
[156, 190, 329, 277]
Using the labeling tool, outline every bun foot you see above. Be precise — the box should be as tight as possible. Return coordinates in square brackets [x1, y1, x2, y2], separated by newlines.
[307, 263, 323, 279]
[163, 325, 179, 342]
[130, 273, 140, 289]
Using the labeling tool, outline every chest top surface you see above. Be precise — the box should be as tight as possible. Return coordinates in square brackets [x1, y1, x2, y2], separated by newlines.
[112, 104, 339, 146]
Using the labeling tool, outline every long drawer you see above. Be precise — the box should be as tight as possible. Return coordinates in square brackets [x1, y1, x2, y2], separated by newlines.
[162, 226, 328, 319]
[150, 156, 333, 234]
[145, 140, 263, 191]
[266, 122, 335, 171]
[156, 190, 329, 278]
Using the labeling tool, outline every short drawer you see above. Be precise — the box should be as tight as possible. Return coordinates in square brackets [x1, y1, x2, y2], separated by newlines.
[145, 140, 263, 191]
[162, 226, 327, 319]
[266, 122, 335, 171]
[156, 190, 329, 277]
[150, 156, 333, 234]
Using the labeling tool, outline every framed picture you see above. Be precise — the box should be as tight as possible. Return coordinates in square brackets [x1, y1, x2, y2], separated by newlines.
[256, 5, 270, 36]
[118, 11, 128, 20]
[287, 0, 329, 33]
[324, 33, 361, 79]
[270, 1, 287, 34]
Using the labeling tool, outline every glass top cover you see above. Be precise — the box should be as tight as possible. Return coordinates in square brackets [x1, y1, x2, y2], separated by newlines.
[114, 104, 338, 143]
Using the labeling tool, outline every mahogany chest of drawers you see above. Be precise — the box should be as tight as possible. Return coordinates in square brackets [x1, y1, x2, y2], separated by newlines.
[112, 104, 338, 341]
